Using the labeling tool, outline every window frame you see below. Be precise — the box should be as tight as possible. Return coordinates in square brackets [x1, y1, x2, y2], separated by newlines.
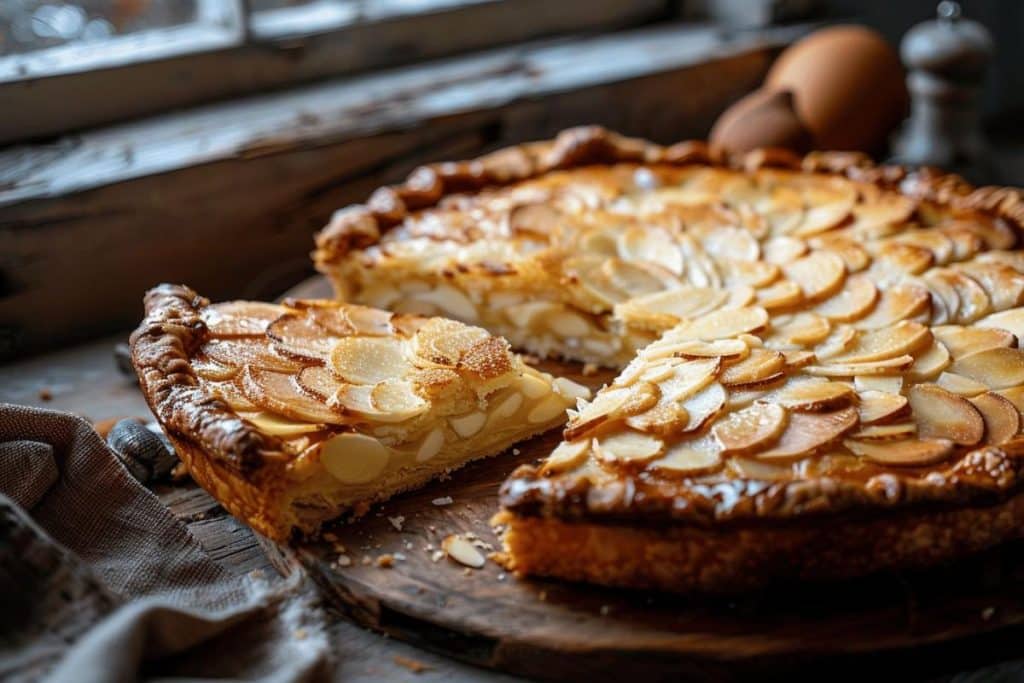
[0, 0, 671, 144]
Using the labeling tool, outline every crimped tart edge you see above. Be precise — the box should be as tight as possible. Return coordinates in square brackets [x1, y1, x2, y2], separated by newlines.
[312, 125, 1024, 267]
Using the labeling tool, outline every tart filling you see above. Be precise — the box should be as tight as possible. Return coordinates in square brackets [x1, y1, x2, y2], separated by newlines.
[131, 286, 587, 540]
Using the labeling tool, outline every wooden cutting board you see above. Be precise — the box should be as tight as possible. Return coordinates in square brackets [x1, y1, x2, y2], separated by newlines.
[257, 357, 1024, 682]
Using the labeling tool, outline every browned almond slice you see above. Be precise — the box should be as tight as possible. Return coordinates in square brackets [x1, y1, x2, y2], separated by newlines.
[703, 226, 760, 263]
[853, 375, 904, 394]
[645, 338, 748, 362]
[202, 339, 305, 374]
[370, 379, 430, 420]
[205, 379, 258, 412]
[296, 365, 345, 401]
[604, 259, 672, 298]
[970, 392, 1021, 445]
[851, 422, 917, 440]
[942, 226, 983, 261]
[833, 321, 931, 364]
[647, 435, 723, 477]
[331, 336, 411, 385]
[647, 358, 721, 403]
[776, 380, 854, 411]
[668, 306, 769, 341]
[808, 235, 871, 272]
[814, 324, 857, 360]
[782, 350, 816, 370]
[595, 429, 665, 467]
[756, 280, 804, 310]
[713, 402, 788, 455]
[976, 307, 1024, 340]
[867, 243, 933, 279]
[857, 390, 909, 424]
[412, 318, 489, 367]
[202, 301, 288, 338]
[266, 313, 338, 362]
[907, 341, 951, 382]
[763, 236, 807, 264]
[894, 229, 955, 265]
[237, 410, 322, 437]
[565, 382, 660, 440]
[997, 385, 1024, 413]
[950, 347, 1024, 390]
[756, 407, 858, 461]
[765, 313, 832, 349]
[936, 371, 988, 396]
[570, 258, 628, 308]
[908, 384, 984, 445]
[728, 456, 793, 479]
[617, 225, 685, 275]
[952, 213, 1017, 250]
[956, 262, 1024, 312]
[682, 382, 728, 432]
[933, 325, 1016, 360]
[854, 283, 931, 330]
[192, 356, 239, 381]
[851, 192, 915, 232]
[625, 403, 690, 435]
[614, 287, 728, 329]
[720, 349, 786, 386]
[942, 269, 992, 324]
[541, 439, 592, 475]
[725, 285, 757, 308]
[320, 432, 390, 484]
[783, 251, 847, 302]
[342, 305, 395, 336]
[845, 438, 954, 466]
[726, 387, 769, 409]
[804, 354, 914, 378]
[241, 365, 346, 425]
[304, 305, 358, 336]
[724, 259, 780, 288]
[792, 203, 852, 237]
[922, 271, 960, 325]
[813, 274, 879, 322]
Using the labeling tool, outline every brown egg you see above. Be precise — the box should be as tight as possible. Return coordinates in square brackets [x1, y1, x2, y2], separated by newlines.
[710, 88, 813, 157]
[765, 25, 908, 152]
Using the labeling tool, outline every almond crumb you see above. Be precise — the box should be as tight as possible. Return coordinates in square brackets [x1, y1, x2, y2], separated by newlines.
[377, 554, 395, 568]
[337, 554, 352, 567]
[599, 605, 611, 616]
[582, 362, 599, 376]
[431, 550, 445, 563]
[431, 496, 453, 506]
[512, 448, 521, 456]
[442, 534, 486, 568]
[388, 515, 405, 531]
[393, 655, 432, 674]
[361, 555, 372, 566]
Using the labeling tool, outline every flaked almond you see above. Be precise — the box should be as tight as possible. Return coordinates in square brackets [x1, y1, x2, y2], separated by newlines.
[202, 338, 304, 374]
[907, 340, 951, 382]
[813, 274, 879, 322]
[756, 279, 805, 310]
[854, 283, 931, 330]
[845, 437, 954, 466]
[241, 365, 346, 425]
[950, 347, 1024, 390]
[667, 306, 769, 342]
[595, 429, 665, 466]
[853, 374, 904, 395]
[833, 321, 931, 364]
[757, 407, 858, 461]
[331, 336, 410, 385]
[851, 422, 917, 440]
[681, 382, 728, 432]
[713, 402, 788, 455]
[267, 313, 338, 362]
[564, 382, 659, 439]
[856, 390, 909, 424]
[804, 354, 914, 378]
[442, 534, 486, 569]
[970, 392, 1021, 445]
[647, 435, 723, 477]
[908, 384, 984, 446]
[541, 439, 591, 474]
[720, 349, 786, 386]
[936, 371, 988, 397]
[976, 307, 1024, 341]
[203, 301, 287, 338]
[765, 312, 832, 349]
[783, 251, 846, 302]
[776, 380, 854, 412]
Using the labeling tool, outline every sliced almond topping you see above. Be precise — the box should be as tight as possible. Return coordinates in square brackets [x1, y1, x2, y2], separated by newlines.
[238, 410, 322, 436]
[625, 403, 690, 435]
[765, 312, 832, 348]
[804, 354, 914, 378]
[720, 349, 786, 386]
[647, 435, 723, 477]
[645, 358, 721, 403]
[650, 338, 749, 361]
[369, 379, 428, 421]
[565, 382, 659, 439]
[853, 375, 904, 395]
[792, 202, 852, 237]
[812, 274, 879, 322]
[936, 371, 989, 397]
[595, 429, 665, 466]
[572, 259, 628, 308]
[833, 321, 931, 364]
[976, 307, 1024, 340]
[776, 380, 855, 412]
[908, 384, 984, 446]
[241, 365, 346, 425]
[411, 318, 490, 368]
[756, 406, 858, 461]
[756, 279, 805, 310]
[541, 439, 592, 474]
[814, 324, 857, 360]
[703, 226, 761, 263]
[617, 225, 685, 275]
[782, 349, 816, 370]
[783, 251, 846, 302]
[950, 347, 1024, 390]
[668, 306, 770, 342]
[728, 456, 793, 480]
[725, 259, 781, 288]
[970, 392, 1021, 445]
[192, 356, 239, 381]
[342, 305, 395, 336]
[845, 438, 953, 466]
[296, 365, 346, 402]
[682, 382, 728, 432]
[205, 379, 258, 412]
[605, 259, 671, 298]
[854, 283, 931, 330]
[907, 340, 951, 382]
[442, 534, 486, 568]
[321, 432, 391, 484]
[942, 270, 992, 324]
[762, 236, 807, 265]
[851, 422, 917, 440]
[713, 402, 788, 455]
[331, 336, 410, 385]
[614, 287, 728, 331]
[202, 339, 304, 374]
[266, 313, 339, 362]
[203, 301, 287, 338]
[856, 390, 909, 424]
[932, 325, 1015, 360]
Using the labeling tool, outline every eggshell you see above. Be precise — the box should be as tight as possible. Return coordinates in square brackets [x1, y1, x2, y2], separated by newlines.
[766, 25, 908, 152]
[710, 88, 813, 156]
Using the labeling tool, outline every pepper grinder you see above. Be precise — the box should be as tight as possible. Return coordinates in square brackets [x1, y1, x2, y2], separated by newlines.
[891, 1, 995, 184]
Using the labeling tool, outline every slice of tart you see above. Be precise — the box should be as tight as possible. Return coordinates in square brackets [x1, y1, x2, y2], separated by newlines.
[130, 284, 587, 541]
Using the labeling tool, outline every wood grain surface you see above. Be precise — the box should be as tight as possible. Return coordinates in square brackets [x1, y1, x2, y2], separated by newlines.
[278, 359, 1024, 682]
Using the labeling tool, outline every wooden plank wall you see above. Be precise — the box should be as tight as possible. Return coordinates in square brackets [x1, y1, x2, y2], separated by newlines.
[0, 23, 807, 359]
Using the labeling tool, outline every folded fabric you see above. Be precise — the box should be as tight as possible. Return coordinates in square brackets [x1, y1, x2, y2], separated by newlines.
[0, 403, 331, 682]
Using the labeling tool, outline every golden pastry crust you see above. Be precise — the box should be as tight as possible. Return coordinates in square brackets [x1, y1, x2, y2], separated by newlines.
[130, 284, 582, 541]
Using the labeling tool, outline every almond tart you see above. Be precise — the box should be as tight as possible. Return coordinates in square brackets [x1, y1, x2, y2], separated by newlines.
[130, 284, 587, 540]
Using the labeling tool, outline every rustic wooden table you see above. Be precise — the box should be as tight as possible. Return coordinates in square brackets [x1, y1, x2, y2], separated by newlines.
[4, 333, 1024, 682]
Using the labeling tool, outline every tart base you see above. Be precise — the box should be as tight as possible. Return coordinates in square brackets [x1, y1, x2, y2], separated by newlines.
[494, 494, 1024, 593]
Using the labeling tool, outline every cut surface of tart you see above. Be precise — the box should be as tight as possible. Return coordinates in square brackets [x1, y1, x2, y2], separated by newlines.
[130, 284, 586, 540]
